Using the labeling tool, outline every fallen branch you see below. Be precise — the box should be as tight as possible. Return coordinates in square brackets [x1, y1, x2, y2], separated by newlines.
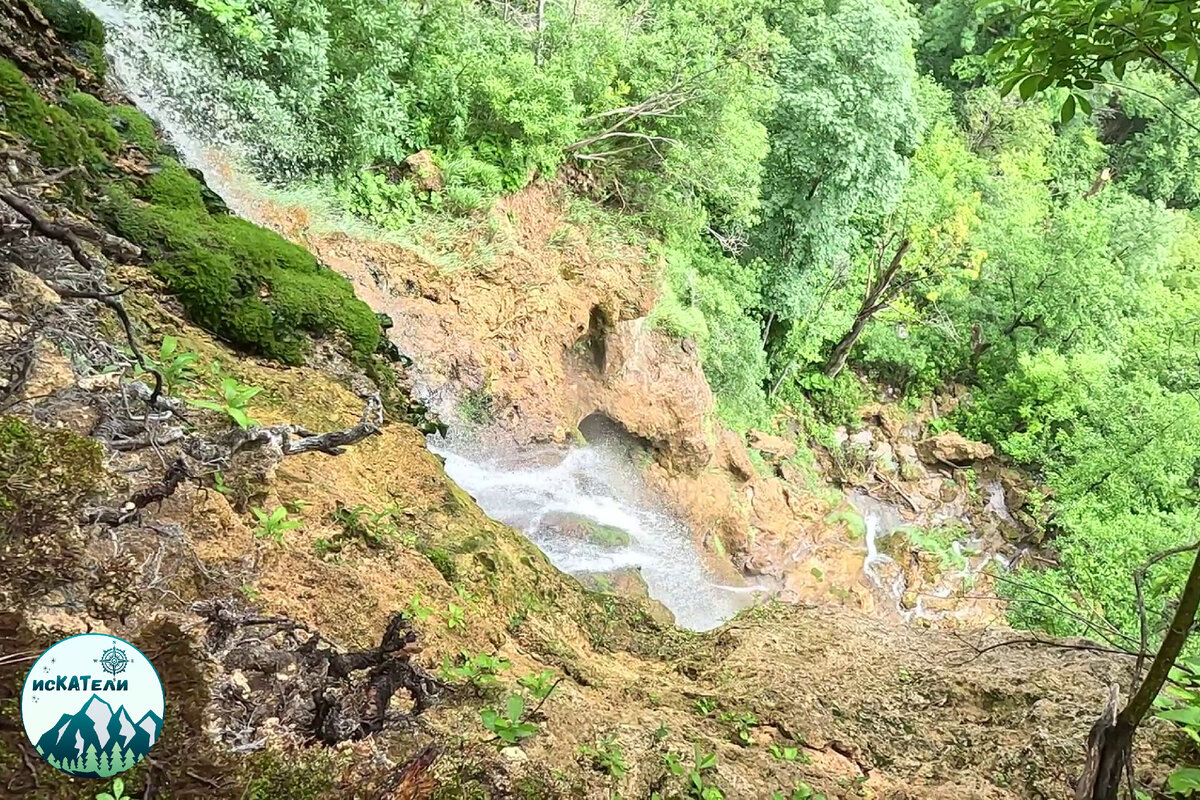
[87, 458, 189, 526]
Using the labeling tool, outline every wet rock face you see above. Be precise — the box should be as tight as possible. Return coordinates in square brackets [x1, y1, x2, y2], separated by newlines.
[538, 511, 630, 547]
[577, 567, 675, 625]
[917, 432, 994, 465]
[589, 318, 716, 474]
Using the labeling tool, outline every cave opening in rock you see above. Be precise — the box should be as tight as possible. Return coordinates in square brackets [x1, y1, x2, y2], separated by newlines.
[578, 411, 654, 458]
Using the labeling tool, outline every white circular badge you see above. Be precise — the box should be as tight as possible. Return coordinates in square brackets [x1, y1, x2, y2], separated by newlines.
[20, 633, 165, 779]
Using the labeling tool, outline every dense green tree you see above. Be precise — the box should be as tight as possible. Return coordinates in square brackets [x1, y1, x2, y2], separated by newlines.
[754, 0, 923, 331]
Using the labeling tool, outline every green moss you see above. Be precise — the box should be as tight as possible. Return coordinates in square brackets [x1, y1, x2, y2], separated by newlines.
[32, 0, 105, 47]
[141, 162, 208, 212]
[0, 59, 102, 167]
[110, 105, 159, 152]
[424, 547, 458, 583]
[62, 91, 121, 154]
[78, 40, 107, 81]
[0, 415, 104, 526]
[242, 750, 350, 800]
[105, 175, 381, 364]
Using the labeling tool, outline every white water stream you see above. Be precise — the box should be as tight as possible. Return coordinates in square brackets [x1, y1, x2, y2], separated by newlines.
[84, 0, 760, 630]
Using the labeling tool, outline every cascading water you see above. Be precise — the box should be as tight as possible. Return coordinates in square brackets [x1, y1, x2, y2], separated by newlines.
[430, 434, 762, 630]
[84, 0, 762, 631]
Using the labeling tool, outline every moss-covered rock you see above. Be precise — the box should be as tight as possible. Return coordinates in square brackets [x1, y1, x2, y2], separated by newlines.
[0, 58, 381, 366]
[539, 511, 630, 547]
[31, 0, 104, 47]
[0, 58, 104, 168]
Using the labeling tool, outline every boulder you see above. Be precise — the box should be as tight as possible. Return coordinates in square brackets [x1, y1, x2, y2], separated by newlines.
[719, 430, 758, 482]
[595, 318, 716, 473]
[539, 511, 630, 547]
[747, 429, 797, 461]
[916, 432, 994, 465]
[578, 568, 675, 625]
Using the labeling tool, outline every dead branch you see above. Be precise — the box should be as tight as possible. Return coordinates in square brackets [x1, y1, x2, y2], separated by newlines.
[87, 458, 189, 526]
[206, 393, 385, 461]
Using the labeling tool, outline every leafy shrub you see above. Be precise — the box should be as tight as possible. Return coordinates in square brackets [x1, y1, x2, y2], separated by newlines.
[186, 376, 262, 428]
[251, 506, 303, 543]
[481, 694, 538, 745]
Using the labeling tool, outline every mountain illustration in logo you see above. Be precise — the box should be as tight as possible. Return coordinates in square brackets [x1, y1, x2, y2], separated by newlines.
[34, 694, 162, 778]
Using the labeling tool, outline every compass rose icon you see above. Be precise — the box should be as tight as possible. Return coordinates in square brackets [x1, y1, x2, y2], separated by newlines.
[97, 644, 130, 676]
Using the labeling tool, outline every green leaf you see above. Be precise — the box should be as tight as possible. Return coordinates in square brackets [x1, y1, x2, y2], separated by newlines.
[1061, 94, 1077, 123]
[1019, 74, 1043, 99]
[1156, 707, 1200, 726]
[270, 507, 287, 523]
[112, 778, 124, 797]
[97, 794, 115, 800]
[228, 407, 254, 429]
[506, 694, 525, 723]
[186, 399, 225, 413]
[1168, 768, 1200, 793]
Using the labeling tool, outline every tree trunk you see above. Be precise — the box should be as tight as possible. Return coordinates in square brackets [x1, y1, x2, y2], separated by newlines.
[823, 238, 911, 378]
[824, 311, 873, 379]
[1077, 545, 1200, 799]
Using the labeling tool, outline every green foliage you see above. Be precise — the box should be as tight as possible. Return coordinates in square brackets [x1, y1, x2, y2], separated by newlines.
[517, 670, 557, 701]
[440, 651, 511, 689]
[95, 777, 130, 800]
[140, 336, 199, 396]
[1155, 655, 1200, 795]
[987, 0, 1200, 121]
[663, 745, 723, 800]
[445, 602, 466, 631]
[772, 783, 827, 800]
[480, 694, 539, 745]
[579, 734, 628, 779]
[251, 506, 303, 543]
[755, 0, 924, 333]
[317, 504, 413, 554]
[134, 0, 777, 231]
[187, 376, 263, 428]
[769, 743, 809, 763]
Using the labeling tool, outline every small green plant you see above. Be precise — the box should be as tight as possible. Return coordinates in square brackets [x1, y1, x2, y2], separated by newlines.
[653, 723, 670, 740]
[769, 743, 809, 763]
[517, 669, 557, 700]
[238, 583, 261, 602]
[686, 746, 722, 799]
[96, 777, 131, 800]
[188, 376, 262, 428]
[694, 697, 718, 716]
[1154, 655, 1200, 795]
[481, 694, 539, 744]
[251, 506, 302, 543]
[718, 710, 759, 746]
[320, 504, 412, 554]
[212, 471, 232, 495]
[446, 602, 466, 630]
[580, 734, 628, 779]
[406, 592, 434, 622]
[441, 651, 511, 688]
[140, 335, 198, 395]
[772, 783, 826, 800]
